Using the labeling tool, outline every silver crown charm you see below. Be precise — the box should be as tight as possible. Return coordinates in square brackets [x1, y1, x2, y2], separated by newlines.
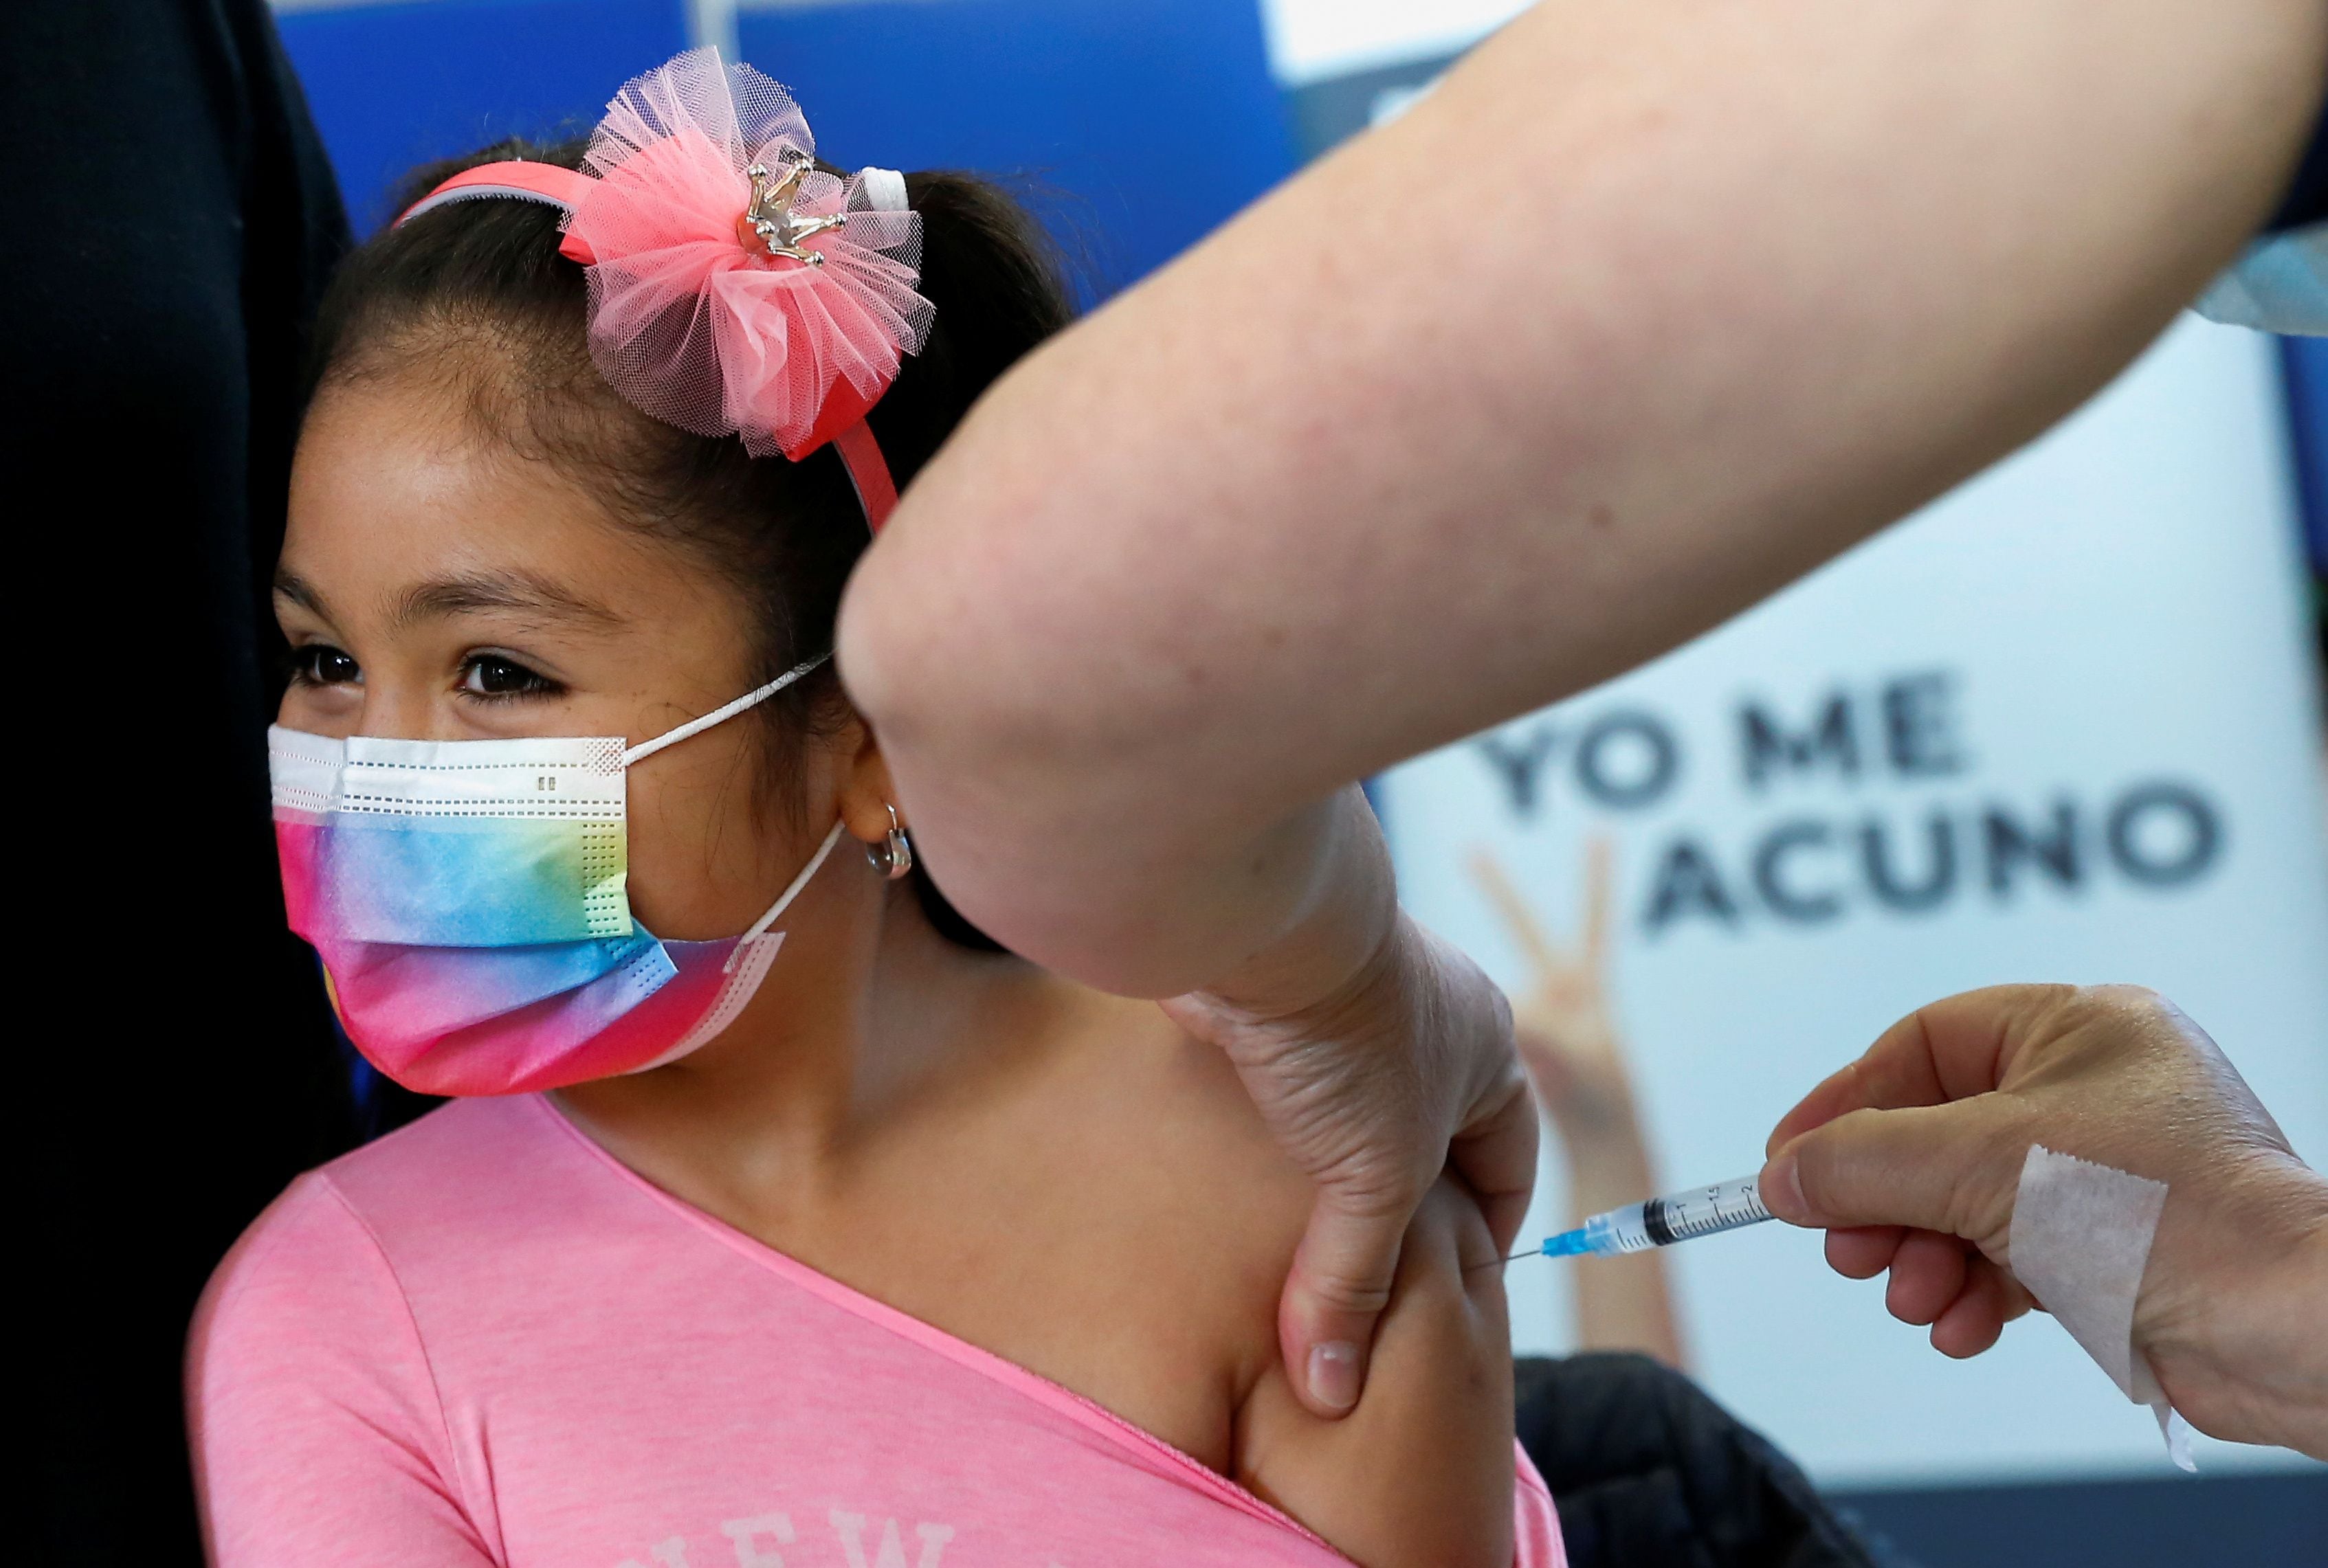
[736, 152, 850, 265]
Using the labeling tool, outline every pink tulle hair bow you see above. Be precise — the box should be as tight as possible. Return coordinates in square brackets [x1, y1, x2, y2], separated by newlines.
[560, 49, 934, 461]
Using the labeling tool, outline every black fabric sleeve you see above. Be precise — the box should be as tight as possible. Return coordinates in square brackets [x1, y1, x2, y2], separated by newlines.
[10, 0, 354, 1559]
[221, 0, 353, 654]
[1514, 1353, 1897, 1568]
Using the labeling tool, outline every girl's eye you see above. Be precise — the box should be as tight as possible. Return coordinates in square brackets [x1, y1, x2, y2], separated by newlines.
[290, 645, 361, 688]
[459, 653, 562, 700]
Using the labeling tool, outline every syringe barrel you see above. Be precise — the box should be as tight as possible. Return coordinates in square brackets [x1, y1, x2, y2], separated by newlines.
[1582, 1174, 1773, 1254]
[1580, 1204, 1656, 1255]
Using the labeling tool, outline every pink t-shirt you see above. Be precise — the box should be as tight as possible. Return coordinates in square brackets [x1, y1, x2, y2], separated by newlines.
[190, 1096, 1566, 1568]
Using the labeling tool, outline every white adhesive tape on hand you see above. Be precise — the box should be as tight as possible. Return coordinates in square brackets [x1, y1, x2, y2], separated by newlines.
[2010, 1145, 2195, 1470]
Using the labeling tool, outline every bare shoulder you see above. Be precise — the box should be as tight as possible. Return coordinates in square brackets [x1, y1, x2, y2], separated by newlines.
[992, 989, 1316, 1456]
[1232, 1178, 1517, 1568]
[1050, 987, 1318, 1322]
[1026, 987, 1518, 1558]
[1051, 987, 1316, 1238]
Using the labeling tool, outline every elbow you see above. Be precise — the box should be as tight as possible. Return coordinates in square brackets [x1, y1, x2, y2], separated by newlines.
[836, 526, 1092, 796]
[834, 545, 967, 765]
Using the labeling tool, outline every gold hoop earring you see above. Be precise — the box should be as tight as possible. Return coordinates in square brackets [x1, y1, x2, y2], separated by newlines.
[865, 802, 913, 881]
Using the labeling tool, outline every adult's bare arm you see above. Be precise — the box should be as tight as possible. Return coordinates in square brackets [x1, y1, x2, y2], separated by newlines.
[836, 0, 2324, 1413]
[842, 0, 2324, 994]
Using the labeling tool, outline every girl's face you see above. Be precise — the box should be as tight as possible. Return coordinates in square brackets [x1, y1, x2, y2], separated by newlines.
[278, 377, 845, 943]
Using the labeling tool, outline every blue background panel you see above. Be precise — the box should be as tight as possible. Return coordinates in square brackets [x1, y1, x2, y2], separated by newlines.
[276, 0, 1296, 297]
[735, 0, 1294, 295]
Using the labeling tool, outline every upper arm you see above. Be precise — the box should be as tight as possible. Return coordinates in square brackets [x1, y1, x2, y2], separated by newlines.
[188, 1178, 498, 1568]
[847, 1, 2327, 995]
[1232, 1178, 1516, 1568]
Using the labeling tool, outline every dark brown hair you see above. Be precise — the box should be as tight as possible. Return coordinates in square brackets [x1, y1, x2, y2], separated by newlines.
[308, 139, 1075, 948]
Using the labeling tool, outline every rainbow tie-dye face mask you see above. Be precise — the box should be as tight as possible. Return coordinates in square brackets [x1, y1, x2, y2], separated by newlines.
[268, 659, 842, 1097]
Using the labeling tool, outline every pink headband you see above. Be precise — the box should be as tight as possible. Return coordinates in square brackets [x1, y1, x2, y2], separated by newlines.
[395, 49, 934, 530]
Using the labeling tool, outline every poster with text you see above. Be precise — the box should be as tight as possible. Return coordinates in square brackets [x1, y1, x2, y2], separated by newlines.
[1377, 317, 2328, 1488]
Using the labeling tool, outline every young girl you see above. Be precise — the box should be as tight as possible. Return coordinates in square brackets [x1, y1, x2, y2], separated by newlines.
[189, 52, 1562, 1568]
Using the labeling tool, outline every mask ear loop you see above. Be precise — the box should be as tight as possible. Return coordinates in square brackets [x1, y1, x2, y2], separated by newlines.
[727, 818, 851, 970]
[621, 651, 831, 768]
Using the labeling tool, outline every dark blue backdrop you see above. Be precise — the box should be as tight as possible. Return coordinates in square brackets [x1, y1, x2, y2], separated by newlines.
[276, 0, 1294, 297]
[278, 0, 690, 228]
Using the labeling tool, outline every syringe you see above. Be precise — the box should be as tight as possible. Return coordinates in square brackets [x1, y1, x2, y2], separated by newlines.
[1502, 1174, 1775, 1263]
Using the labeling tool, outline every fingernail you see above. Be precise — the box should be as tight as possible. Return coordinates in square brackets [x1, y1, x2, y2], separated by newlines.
[1307, 1341, 1362, 1413]
[1763, 1155, 1807, 1222]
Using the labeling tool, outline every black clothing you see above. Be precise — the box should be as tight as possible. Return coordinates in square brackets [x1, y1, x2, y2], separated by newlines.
[6, 1, 354, 1560]
[1518, 1354, 1896, 1568]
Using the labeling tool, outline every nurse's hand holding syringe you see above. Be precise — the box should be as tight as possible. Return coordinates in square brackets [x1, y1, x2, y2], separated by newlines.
[1481, 981, 2328, 1465]
[1760, 985, 2326, 1460]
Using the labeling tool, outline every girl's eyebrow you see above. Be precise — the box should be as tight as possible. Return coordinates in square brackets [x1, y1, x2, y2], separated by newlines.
[390, 570, 625, 633]
[273, 568, 336, 621]
[274, 568, 624, 633]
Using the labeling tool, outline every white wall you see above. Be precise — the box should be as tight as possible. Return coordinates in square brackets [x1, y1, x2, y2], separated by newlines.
[1259, 0, 1528, 84]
